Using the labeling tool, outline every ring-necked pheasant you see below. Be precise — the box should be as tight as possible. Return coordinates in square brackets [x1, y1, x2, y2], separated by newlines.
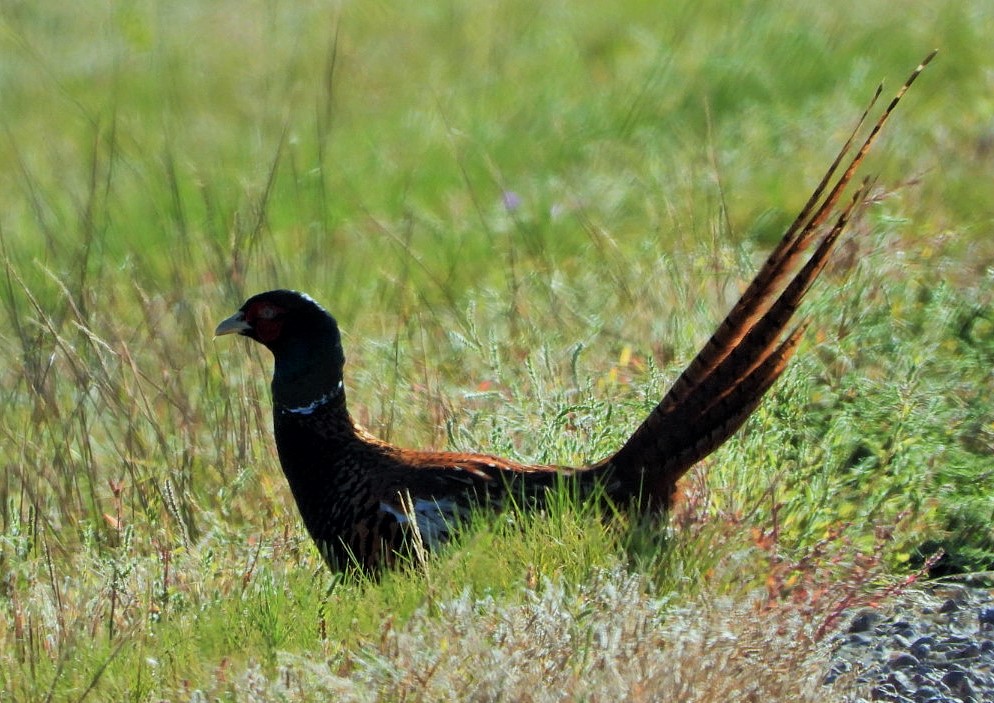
[216, 54, 933, 572]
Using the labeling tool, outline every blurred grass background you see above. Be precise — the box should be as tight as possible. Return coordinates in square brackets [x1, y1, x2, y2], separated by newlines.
[1, 0, 992, 699]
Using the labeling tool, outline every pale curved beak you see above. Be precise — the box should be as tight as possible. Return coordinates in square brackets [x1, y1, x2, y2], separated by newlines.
[214, 311, 251, 337]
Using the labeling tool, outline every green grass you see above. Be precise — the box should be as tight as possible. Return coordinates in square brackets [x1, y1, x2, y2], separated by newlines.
[1, 0, 993, 699]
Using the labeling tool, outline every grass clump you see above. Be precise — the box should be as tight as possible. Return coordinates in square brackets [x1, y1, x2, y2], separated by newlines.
[230, 568, 863, 703]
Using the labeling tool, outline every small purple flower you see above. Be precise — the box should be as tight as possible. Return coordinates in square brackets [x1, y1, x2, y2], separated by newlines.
[501, 190, 522, 212]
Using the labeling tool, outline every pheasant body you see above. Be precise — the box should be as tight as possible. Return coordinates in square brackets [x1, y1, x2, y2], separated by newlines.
[268, 361, 596, 570]
[271, 388, 536, 569]
[215, 55, 934, 572]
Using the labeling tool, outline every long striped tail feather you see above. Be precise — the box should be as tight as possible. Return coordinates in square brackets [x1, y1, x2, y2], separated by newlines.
[603, 51, 936, 508]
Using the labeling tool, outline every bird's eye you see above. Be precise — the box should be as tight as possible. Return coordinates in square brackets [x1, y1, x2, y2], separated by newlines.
[258, 304, 279, 320]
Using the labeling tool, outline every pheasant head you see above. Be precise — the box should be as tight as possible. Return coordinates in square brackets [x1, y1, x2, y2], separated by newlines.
[215, 289, 346, 411]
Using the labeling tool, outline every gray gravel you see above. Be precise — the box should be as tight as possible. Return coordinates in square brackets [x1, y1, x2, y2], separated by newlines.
[829, 581, 994, 702]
